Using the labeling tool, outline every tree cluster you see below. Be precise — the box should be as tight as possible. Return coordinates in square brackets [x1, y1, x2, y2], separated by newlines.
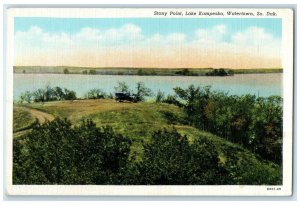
[205, 69, 234, 76]
[19, 86, 77, 103]
[13, 119, 131, 184]
[85, 88, 108, 99]
[114, 81, 153, 102]
[171, 85, 282, 164]
[13, 118, 281, 185]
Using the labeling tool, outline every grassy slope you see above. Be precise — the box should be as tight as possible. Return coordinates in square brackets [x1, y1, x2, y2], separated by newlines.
[13, 106, 36, 132]
[14, 99, 282, 183]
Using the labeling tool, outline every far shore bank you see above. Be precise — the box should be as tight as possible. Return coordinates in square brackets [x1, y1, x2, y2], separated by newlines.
[14, 66, 283, 76]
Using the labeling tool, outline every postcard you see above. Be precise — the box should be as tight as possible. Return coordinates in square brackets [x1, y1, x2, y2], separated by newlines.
[5, 7, 294, 196]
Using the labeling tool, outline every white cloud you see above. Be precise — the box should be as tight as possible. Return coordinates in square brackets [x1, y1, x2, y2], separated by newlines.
[73, 23, 144, 47]
[232, 26, 274, 45]
[231, 26, 281, 59]
[143, 32, 186, 46]
[195, 24, 227, 43]
[14, 24, 281, 68]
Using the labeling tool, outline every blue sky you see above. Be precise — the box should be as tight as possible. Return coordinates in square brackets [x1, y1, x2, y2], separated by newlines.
[14, 17, 282, 68]
[15, 17, 282, 39]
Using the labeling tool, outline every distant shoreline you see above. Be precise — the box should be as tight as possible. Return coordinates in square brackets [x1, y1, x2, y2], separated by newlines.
[14, 66, 283, 76]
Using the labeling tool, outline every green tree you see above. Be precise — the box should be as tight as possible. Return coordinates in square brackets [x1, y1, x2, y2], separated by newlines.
[155, 90, 165, 103]
[63, 68, 70, 74]
[133, 82, 152, 102]
[137, 129, 224, 185]
[137, 129, 191, 184]
[174, 85, 210, 128]
[89, 70, 96, 75]
[250, 96, 282, 164]
[64, 88, 77, 100]
[19, 91, 33, 103]
[53, 86, 65, 100]
[33, 88, 46, 102]
[13, 118, 132, 184]
[86, 89, 106, 99]
[172, 84, 282, 165]
[114, 81, 130, 93]
[137, 69, 144, 75]
[44, 85, 55, 101]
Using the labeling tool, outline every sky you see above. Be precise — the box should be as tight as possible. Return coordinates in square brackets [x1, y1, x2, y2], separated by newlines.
[14, 17, 282, 69]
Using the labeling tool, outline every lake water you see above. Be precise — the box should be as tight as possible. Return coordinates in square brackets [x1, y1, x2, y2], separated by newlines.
[13, 73, 282, 100]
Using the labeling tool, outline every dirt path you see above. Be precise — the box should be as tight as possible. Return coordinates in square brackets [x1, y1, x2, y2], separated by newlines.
[21, 106, 55, 123]
[14, 106, 55, 137]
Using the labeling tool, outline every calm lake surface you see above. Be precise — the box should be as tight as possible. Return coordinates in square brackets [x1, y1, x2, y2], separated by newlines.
[14, 73, 282, 100]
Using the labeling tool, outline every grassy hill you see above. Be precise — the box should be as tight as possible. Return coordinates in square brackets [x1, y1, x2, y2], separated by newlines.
[13, 99, 282, 184]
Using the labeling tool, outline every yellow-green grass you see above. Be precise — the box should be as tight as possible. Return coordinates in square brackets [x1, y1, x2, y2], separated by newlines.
[13, 106, 36, 132]
[14, 100, 282, 183]
[26, 99, 140, 123]
[15, 99, 282, 175]
[20, 99, 185, 160]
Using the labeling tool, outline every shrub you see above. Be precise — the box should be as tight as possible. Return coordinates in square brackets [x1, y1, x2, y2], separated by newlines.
[13, 118, 132, 184]
[64, 89, 77, 100]
[173, 85, 283, 165]
[114, 81, 130, 93]
[136, 129, 223, 185]
[155, 90, 165, 103]
[133, 82, 153, 102]
[89, 70, 96, 75]
[86, 89, 106, 99]
[63, 68, 70, 74]
[19, 91, 33, 103]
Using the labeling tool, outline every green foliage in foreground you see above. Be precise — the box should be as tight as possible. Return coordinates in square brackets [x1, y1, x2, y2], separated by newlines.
[130, 129, 226, 185]
[14, 118, 131, 184]
[171, 85, 282, 165]
[13, 118, 281, 185]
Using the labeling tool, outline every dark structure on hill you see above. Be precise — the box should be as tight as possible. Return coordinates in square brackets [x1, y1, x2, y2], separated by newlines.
[115, 92, 137, 102]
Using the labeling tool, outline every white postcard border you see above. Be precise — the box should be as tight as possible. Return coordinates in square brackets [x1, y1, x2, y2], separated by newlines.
[5, 7, 294, 196]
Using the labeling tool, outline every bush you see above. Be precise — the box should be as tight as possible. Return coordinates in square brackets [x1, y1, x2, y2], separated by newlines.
[19, 91, 33, 103]
[114, 81, 130, 93]
[155, 90, 165, 103]
[13, 121, 281, 185]
[173, 85, 283, 165]
[20, 86, 77, 103]
[89, 70, 96, 75]
[63, 68, 70, 74]
[133, 82, 153, 102]
[162, 94, 182, 107]
[114, 81, 153, 102]
[136, 129, 224, 185]
[85, 89, 107, 99]
[64, 89, 77, 100]
[13, 118, 132, 184]
[175, 68, 197, 76]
